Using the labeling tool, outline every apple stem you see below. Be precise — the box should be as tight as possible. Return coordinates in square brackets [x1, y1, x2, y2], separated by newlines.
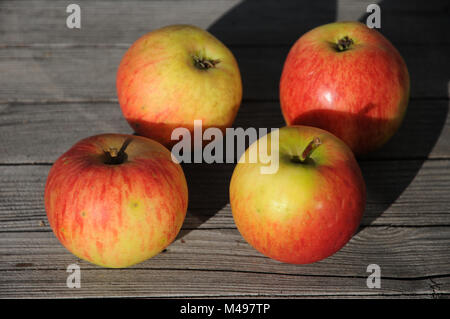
[336, 36, 354, 52]
[193, 55, 220, 70]
[299, 137, 322, 162]
[104, 137, 132, 165]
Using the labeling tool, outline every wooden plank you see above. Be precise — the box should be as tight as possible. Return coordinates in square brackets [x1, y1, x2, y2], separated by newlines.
[3, 226, 450, 278]
[2, 267, 448, 298]
[0, 99, 448, 164]
[0, 0, 448, 46]
[0, 0, 242, 46]
[1, 160, 449, 233]
[1, 227, 450, 298]
[0, 46, 448, 102]
[0, 0, 448, 300]
[0, 102, 133, 164]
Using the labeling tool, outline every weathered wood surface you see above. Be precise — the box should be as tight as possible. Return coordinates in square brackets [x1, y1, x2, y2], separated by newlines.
[1, 268, 449, 298]
[0, 45, 448, 102]
[1, 228, 450, 298]
[1, 160, 449, 232]
[0, 0, 448, 46]
[4, 226, 450, 277]
[1, 1, 449, 101]
[0, 100, 448, 163]
[0, 0, 449, 298]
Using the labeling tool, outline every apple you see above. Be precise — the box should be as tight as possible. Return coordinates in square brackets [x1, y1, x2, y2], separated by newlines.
[280, 21, 410, 155]
[229, 126, 366, 264]
[44, 133, 188, 268]
[116, 24, 242, 147]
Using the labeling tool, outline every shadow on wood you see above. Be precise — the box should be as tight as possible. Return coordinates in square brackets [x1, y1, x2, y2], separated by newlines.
[356, 0, 449, 232]
[206, 0, 449, 237]
[175, 1, 338, 238]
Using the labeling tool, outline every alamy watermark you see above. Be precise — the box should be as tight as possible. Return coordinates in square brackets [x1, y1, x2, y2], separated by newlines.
[66, 4, 81, 29]
[366, 264, 381, 288]
[66, 264, 81, 288]
[170, 120, 280, 174]
[366, 4, 381, 29]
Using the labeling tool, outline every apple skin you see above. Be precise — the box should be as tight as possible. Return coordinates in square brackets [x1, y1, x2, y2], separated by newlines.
[229, 126, 366, 264]
[116, 24, 242, 147]
[44, 134, 188, 268]
[280, 21, 410, 155]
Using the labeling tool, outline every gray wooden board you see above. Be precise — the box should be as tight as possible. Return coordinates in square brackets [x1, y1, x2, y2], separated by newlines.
[0, 228, 450, 298]
[1, 160, 449, 232]
[0, 100, 448, 164]
[0, 0, 448, 46]
[0, 45, 448, 102]
[1, 0, 449, 299]
[1, 268, 448, 298]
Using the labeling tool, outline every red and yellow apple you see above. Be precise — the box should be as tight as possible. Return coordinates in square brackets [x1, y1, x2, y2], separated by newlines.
[44, 134, 188, 268]
[116, 24, 242, 147]
[280, 21, 410, 155]
[229, 126, 366, 264]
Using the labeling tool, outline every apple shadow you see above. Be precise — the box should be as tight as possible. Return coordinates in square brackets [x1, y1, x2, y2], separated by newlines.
[178, 1, 337, 238]
[354, 1, 449, 232]
[127, 1, 448, 240]
[127, 118, 235, 237]
[206, 0, 449, 235]
[22, 0, 447, 239]
[171, 1, 339, 239]
[290, 103, 400, 156]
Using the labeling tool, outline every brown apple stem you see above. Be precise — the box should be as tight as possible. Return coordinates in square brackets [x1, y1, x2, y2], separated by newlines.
[336, 36, 354, 52]
[193, 55, 220, 70]
[300, 137, 322, 161]
[104, 137, 132, 165]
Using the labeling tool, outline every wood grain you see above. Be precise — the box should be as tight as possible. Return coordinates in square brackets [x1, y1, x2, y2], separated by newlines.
[1, 267, 448, 298]
[0, 100, 448, 164]
[1, 160, 449, 233]
[0, 0, 448, 46]
[1, 0, 449, 299]
[0, 45, 448, 102]
[1, 227, 449, 298]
